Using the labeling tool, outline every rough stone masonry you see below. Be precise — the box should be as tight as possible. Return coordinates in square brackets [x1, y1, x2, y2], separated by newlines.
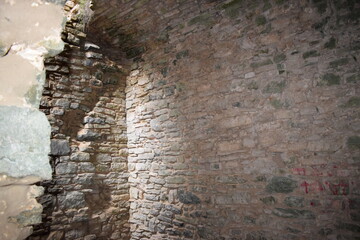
[5, 0, 360, 240]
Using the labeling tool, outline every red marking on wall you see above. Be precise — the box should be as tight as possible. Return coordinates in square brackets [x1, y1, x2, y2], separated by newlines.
[301, 181, 326, 194]
[325, 182, 349, 196]
[301, 181, 310, 193]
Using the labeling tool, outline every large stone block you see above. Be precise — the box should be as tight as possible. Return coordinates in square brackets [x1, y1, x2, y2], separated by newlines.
[0, 106, 51, 179]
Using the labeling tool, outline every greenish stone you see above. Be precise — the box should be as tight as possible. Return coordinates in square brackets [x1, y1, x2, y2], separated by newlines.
[255, 15, 267, 26]
[324, 37, 336, 49]
[347, 136, 360, 149]
[346, 74, 360, 83]
[178, 190, 200, 204]
[250, 59, 273, 68]
[303, 50, 319, 59]
[263, 81, 286, 94]
[329, 58, 349, 68]
[188, 13, 214, 26]
[222, 0, 243, 10]
[336, 222, 360, 232]
[284, 196, 304, 207]
[341, 97, 360, 108]
[260, 196, 276, 205]
[256, 175, 267, 182]
[321, 73, 340, 86]
[272, 208, 315, 219]
[270, 99, 284, 109]
[273, 53, 286, 63]
[266, 176, 297, 193]
[176, 50, 189, 59]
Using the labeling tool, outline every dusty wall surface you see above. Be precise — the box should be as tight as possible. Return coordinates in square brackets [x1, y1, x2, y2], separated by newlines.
[89, 0, 360, 239]
[25, 0, 360, 239]
[0, 0, 64, 239]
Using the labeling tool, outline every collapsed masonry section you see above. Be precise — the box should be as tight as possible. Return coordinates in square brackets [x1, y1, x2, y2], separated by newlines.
[28, 1, 130, 240]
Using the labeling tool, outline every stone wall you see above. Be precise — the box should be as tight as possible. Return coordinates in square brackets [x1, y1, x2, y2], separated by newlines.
[88, 0, 360, 239]
[23, 0, 360, 239]
[0, 1, 64, 239]
[28, 1, 130, 240]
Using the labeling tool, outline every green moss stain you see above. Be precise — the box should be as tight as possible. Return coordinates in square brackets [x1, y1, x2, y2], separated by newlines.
[329, 58, 349, 68]
[250, 59, 273, 68]
[255, 15, 267, 26]
[324, 37, 336, 49]
[273, 53, 286, 63]
[263, 81, 286, 94]
[347, 136, 360, 149]
[188, 13, 214, 26]
[303, 50, 319, 59]
[341, 97, 360, 108]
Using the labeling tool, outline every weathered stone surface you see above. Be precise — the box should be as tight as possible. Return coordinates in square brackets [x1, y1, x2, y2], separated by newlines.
[50, 139, 70, 156]
[59, 191, 86, 209]
[0, 106, 51, 179]
[178, 191, 200, 204]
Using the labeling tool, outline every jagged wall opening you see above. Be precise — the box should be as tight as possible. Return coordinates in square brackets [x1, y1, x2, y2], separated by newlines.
[30, 0, 360, 240]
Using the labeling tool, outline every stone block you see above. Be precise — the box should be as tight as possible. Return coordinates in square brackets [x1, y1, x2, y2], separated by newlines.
[178, 191, 200, 204]
[70, 152, 91, 162]
[266, 176, 297, 193]
[50, 139, 70, 156]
